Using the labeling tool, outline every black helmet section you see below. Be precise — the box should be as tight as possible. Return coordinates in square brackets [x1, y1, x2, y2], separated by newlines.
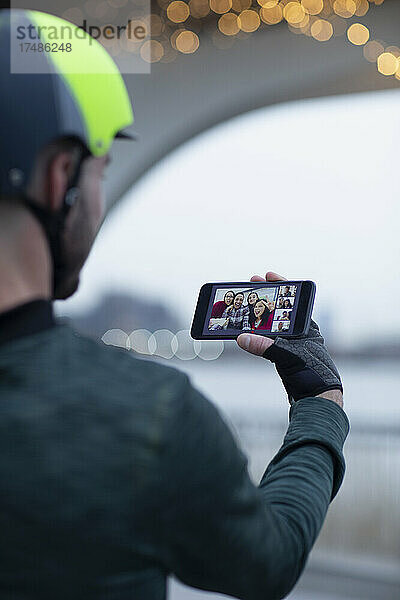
[0, 11, 86, 196]
[0, 10, 90, 297]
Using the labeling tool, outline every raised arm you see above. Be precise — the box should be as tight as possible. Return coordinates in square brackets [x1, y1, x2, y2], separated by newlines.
[157, 270, 348, 599]
[157, 381, 348, 600]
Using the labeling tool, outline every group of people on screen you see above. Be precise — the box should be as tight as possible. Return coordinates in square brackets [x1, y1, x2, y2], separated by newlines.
[209, 285, 297, 333]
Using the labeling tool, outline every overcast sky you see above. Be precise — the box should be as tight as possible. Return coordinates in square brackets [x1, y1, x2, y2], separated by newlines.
[58, 89, 400, 348]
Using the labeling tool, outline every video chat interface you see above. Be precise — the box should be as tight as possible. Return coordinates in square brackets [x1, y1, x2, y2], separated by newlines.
[205, 284, 299, 335]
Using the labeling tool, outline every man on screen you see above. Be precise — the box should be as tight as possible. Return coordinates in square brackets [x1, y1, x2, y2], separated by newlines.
[280, 285, 292, 297]
[222, 291, 250, 330]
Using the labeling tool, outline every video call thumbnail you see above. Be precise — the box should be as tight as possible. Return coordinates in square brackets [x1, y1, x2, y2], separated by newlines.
[206, 284, 298, 334]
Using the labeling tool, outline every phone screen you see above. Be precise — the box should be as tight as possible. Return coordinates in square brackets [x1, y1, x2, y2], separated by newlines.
[203, 282, 302, 336]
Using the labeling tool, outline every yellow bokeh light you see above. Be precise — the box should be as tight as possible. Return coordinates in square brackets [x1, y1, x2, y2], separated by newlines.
[363, 40, 384, 63]
[122, 19, 147, 50]
[347, 23, 369, 46]
[301, 0, 323, 16]
[167, 1, 190, 23]
[298, 14, 312, 33]
[232, 0, 252, 11]
[257, 0, 279, 7]
[158, 36, 178, 62]
[210, 0, 233, 15]
[333, 0, 356, 18]
[140, 40, 164, 63]
[259, 4, 283, 24]
[355, 0, 369, 17]
[290, 13, 310, 29]
[377, 52, 399, 76]
[218, 12, 240, 35]
[311, 19, 333, 41]
[395, 58, 400, 81]
[238, 9, 260, 32]
[149, 14, 165, 37]
[284, 2, 306, 24]
[386, 46, 400, 58]
[319, 2, 333, 17]
[153, 0, 394, 69]
[170, 28, 183, 49]
[175, 30, 200, 53]
[189, 0, 210, 18]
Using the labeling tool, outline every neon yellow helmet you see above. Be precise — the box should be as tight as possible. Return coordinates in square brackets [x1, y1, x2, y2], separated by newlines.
[0, 8, 135, 196]
[0, 9, 135, 296]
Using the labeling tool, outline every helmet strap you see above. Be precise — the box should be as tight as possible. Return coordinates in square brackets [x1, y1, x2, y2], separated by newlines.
[20, 149, 89, 297]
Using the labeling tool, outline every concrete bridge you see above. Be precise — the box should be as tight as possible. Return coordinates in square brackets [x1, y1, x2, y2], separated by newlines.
[107, 0, 400, 210]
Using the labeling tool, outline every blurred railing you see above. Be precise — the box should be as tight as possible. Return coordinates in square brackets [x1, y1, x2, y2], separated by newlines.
[228, 411, 400, 599]
[232, 413, 400, 559]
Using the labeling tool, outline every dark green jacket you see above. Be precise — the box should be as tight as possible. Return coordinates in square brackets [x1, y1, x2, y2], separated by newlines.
[0, 322, 349, 600]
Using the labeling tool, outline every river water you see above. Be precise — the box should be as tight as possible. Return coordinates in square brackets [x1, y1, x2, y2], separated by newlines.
[171, 357, 400, 426]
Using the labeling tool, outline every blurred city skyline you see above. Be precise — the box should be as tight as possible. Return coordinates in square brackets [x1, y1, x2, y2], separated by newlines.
[58, 89, 400, 349]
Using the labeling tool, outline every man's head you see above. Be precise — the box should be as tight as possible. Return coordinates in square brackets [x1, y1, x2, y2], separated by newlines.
[0, 9, 134, 302]
[247, 291, 259, 306]
[234, 293, 244, 309]
[26, 138, 110, 299]
[0, 138, 109, 300]
[224, 291, 234, 306]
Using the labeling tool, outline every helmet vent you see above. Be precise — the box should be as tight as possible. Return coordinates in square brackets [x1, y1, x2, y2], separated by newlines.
[8, 168, 25, 188]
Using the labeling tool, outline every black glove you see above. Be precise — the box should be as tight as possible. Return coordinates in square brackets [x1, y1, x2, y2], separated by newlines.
[262, 320, 343, 405]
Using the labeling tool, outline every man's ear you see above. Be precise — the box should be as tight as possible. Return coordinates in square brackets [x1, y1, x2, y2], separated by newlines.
[44, 151, 76, 213]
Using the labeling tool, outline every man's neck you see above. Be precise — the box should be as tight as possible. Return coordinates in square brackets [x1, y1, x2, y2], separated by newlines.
[0, 206, 52, 314]
[0, 287, 50, 316]
[0, 256, 51, 314]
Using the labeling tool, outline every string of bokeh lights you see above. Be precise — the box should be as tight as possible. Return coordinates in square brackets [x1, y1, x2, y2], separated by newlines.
[64, 0, 400, 80]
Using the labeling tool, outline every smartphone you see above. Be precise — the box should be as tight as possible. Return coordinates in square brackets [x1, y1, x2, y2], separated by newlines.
[191, 280, 315, 340]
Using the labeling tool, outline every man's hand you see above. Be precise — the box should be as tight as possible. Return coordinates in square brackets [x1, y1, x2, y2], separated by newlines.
[237, 271, 344, 409]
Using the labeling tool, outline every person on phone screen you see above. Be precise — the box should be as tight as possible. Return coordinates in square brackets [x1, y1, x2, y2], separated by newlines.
[243, 290, 259, 330]
[0, 11, 348, 600]
[211, 290, 234, 318]
[283, 298, 292, 309]
[280, 285, 291, 298]
[249, 299, 274, 331]
[222, 291, 249, 330]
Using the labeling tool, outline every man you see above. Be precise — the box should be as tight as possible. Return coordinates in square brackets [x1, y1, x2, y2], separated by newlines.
[280, 285, 292, 298]
[223, 291, 249, 330]
[0, 9, 349, 600]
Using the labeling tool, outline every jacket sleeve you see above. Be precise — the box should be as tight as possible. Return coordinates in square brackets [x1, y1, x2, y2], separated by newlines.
[157, 378, 349, 600]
